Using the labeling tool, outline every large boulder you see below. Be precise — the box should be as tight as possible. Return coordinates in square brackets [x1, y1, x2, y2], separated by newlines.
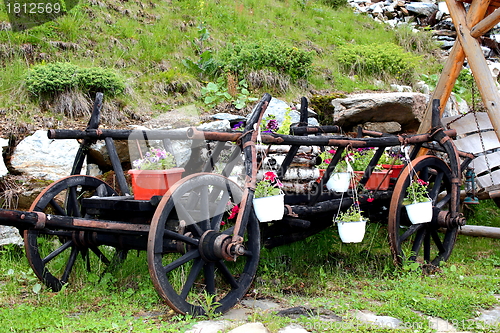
[331, 92, 429, 132]
[10, 130, 84, 181]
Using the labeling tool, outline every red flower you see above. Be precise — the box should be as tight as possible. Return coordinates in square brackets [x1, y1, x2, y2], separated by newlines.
[417, 179, 428, 186]
[228, 205, 239, 219]
[220, 221, 226, 226]
[264, 171, 277, 182]
[324, 159, 331, 164]
[367, 198, 374, 203]
[328, 149, 336, 154]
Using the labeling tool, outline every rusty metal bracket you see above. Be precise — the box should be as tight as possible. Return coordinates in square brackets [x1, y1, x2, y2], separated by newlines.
[33, 211, 46, 229]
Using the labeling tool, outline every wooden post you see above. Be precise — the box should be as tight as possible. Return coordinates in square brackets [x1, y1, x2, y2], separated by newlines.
[446, 0, 500, 143]
[418, 0, 491, 135]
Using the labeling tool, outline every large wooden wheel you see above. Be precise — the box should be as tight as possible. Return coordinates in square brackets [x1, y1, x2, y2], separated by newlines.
[25, 175, 126, 291]
[388, 156, 459, 266]
[147, 173, 260, 315]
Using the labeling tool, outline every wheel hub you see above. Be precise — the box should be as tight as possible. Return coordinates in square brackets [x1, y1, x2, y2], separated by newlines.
[199, 230, 244, 262]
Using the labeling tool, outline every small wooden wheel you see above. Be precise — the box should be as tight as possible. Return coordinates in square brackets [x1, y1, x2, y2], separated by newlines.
[388, 156, 460, 266]
[148, 173, 260, 315]
[25, 175, 126, 291]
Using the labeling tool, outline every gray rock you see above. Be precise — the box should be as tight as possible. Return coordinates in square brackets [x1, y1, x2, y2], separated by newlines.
[11, 130, 84, 181]
[197, 119, 231, 132]
[331, 92, 429, 132]
[355, 310, 402, 328]
[228, 322, 269, 333]
[0, 225, 23, 247]
[406, 2, 438, 16]
[277, 324, 309, 333]
[476, 306, 500, 325]
[185, 320, 230, 333]
[0, 138, 8, 177]
[210, 113, 246, 123]
[363, 121, 402, 133]
[241, 299, 280, 310]
[88, 140, 130, 170]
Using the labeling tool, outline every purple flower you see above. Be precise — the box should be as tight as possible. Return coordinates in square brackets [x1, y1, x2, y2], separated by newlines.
[266, 119, 279, 131]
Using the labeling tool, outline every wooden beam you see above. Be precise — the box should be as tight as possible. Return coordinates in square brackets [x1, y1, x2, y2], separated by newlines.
[447, 0, 500, 144]
[458, 225, 500, 238]
[470, 7, 500, 37]
[418, 0, 491, 135]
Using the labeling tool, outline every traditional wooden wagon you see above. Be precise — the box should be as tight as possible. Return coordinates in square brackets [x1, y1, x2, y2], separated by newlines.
[0, 92, 470, 315]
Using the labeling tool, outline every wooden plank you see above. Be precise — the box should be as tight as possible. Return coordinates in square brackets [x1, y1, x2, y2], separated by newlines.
[454, 131, 500, 153]
[442, 112, 494, 135]
[476, 169, 500, 187]
[470, 152, 500, 174]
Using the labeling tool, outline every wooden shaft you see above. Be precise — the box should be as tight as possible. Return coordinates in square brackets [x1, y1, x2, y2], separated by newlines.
[447, 0, 500, 144]
[471, 6, 500, 37]
[418, 0, 491, 136]
[458, 225, 500, 238]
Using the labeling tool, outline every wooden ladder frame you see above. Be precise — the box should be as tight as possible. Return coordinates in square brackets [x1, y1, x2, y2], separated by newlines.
[419, 0, 500, 139]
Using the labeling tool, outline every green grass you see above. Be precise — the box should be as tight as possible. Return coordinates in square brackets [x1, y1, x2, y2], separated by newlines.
[0, 0, 441, 127]
[2, 201, 500, 332]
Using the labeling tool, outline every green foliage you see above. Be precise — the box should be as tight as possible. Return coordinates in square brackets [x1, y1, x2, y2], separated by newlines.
[320, 0, 348, 9]
[25, 62, 125, 97]
[219, 40, 314, 81]
[421, 69, 475, 103]
[336, 205, 365, 222]
[403, 179, 430, 204]
[335, 43, 422, 84]
[200, 76, 257, 109]
[310, 93, 347, 125]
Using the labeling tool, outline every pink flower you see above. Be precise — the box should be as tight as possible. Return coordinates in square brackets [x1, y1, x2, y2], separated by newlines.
[328, 149, 336, 154]
[220, 221, 226, 226]
[264, 171, 277, 182]
[228, 205, 239, 219]
[367, 198, 374, 203]
[417, 179, 428, 186]
[275, 179, 284, 188]
[324, 159, 331, 164]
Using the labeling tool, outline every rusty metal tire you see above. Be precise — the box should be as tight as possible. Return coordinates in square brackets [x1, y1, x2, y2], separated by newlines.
[147, 173, 260, 315]
[25, 175, 125, 291]
[388, 156, 459, 267]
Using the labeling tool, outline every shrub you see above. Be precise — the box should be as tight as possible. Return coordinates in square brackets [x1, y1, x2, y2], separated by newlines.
[25, 62, 125, 97]
[218, 41, 314, 81]
[335, 43, 422, 84]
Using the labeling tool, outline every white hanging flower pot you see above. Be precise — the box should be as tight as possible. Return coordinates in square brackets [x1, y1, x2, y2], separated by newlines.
[253, 194, 285, 222]
[326, 172, 351, 192]
[405, 200, 433, 224]
[337, 220, 367, 243]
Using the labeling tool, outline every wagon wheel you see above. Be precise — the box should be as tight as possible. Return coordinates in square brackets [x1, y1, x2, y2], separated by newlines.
[388, 156, 459, 267]
[148, 173, 260, 315]
[25, 175, 126, 291]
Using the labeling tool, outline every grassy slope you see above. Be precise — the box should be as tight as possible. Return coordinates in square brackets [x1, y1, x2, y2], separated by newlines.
[0, 0, 435, 128]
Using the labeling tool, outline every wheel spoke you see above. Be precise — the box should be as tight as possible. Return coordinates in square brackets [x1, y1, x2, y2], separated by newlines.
[399, 224, 424, 243]
[49, 199, 67, 216]
[409, 228, 426, 260]
[204, 262, 216, 294]
[61, 246, 79, 283]
[429, 172, 444, 201]
[67, 186, 81, 217]
[163, 249, 200, 273]
[180, 258, 204, 300]
[200, 185, 210, 230]
[212, 191, 230, 231]
[430, 229, 446, 253]
[164, 229, 199, 246]
[215, 260, 239, 289]
[175, 202, 203, 236]
[424, 229, 431, 262]
[42, 240, 73, 264]
[90, 246, 111, 265]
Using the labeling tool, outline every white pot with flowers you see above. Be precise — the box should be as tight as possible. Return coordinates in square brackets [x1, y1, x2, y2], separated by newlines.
[128, 147, 184, 200]
[252, 171, 285, 222]
[403, 179, 432, 224]
[335, 205, 367, 243]
[318, 149, 351, 192]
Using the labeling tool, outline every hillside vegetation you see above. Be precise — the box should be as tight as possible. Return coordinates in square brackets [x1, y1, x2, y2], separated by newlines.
[0, 0, 440, 130]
